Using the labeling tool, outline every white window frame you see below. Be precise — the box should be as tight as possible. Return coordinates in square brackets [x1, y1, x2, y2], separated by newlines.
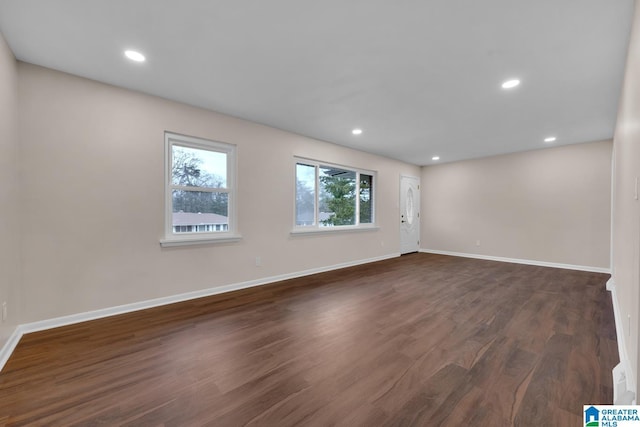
[291, 157, 378, 235]
[160, 132, 241, 247]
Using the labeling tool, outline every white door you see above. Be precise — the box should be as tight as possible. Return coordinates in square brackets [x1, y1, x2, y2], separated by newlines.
[400, 175, 420, 254]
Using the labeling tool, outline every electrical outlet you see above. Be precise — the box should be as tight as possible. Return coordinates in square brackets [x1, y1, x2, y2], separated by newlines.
[476, 240, 481, 246]
[1, 302, 6, 322]
[255, 256, 262, 267]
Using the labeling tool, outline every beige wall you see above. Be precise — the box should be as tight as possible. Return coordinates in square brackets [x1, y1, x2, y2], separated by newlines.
[612, 1, 640, 396]
[0, 32, 21, 348]
[421, 140, 612, 269]
[17, 62, 420, 323]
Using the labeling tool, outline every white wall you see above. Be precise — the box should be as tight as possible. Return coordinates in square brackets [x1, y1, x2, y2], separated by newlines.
[0, 32, 21, 348]
[17, 62, 420, 323]
[421, 140, 612, 270]
[612, 0, 640, 398]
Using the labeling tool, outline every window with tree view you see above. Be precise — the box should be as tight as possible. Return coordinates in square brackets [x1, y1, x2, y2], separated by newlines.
[165, 133, 236, 240]
[295, 159, 375, 229]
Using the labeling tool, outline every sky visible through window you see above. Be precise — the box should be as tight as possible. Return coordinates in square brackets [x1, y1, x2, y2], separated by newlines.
[297, 163, 315, 190]
[172, 145, 227, 187]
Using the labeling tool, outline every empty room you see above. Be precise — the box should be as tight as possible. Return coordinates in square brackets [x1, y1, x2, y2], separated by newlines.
[1, 1, 639, 425]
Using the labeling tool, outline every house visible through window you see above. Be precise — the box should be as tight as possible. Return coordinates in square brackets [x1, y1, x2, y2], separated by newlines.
[295, 158, 375, 230]
[164, 132, 237, 244]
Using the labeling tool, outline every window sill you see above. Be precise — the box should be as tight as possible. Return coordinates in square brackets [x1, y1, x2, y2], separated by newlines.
[160, 233, 243, 247]
[290, 225, 379, 236]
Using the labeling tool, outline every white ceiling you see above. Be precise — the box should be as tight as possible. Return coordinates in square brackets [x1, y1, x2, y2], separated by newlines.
[0, 0, 635, 165]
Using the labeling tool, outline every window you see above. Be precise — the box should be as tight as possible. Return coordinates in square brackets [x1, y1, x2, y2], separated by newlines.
[161, 132, 239, 246]
[294, 158, 376, 231]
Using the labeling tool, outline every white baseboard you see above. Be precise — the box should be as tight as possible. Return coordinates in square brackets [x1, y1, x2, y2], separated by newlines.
[420, 249, 611, 274]
[0, 253, 399, 372]
[607, 278, 637, 404]
[0, 325, 24, 373]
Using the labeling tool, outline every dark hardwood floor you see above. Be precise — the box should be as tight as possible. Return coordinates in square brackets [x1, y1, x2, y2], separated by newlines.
[0, 253, 617, 426]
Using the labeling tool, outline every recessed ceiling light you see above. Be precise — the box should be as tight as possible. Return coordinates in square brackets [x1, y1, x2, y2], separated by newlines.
[544, 136, 557, 143]
[124, 50, 146, 62]
[352, 128, 362, 135]
[432, 156, 440, 161]
[501, 79, 520, 89]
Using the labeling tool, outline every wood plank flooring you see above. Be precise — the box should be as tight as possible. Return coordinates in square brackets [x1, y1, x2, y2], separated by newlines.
[0, 253, 617, 426]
